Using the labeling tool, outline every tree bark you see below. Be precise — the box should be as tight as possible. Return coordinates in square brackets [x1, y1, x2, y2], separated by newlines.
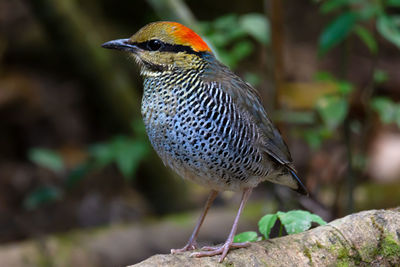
[132, 208, 400, 266]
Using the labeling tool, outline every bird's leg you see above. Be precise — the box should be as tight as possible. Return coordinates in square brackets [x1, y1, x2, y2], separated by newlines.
[171, 190, 219, 254]
[191, 188, 253, 262]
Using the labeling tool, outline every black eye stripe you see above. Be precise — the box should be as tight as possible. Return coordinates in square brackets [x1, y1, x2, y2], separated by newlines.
[133, 40, 204, 56]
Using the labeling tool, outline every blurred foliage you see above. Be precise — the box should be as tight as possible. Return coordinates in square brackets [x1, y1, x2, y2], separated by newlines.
[316, 0, 400, 56]
[81, 120, 150, 182]
[371, 97, 400, 127]
[319, 11, 358, 56]
[27, 120, 150, 209]
[200, 13, 269, 69]
[314, 73, 353, 128]
[295, 71, 354, 149]
[234, 210, 326, 242]
[89, 135, 149, 180]
[297, 70, 395, 150]
[297, 0, 400, 150]
[28, 148, 64, 173]
[24, 185, 63, 210]
[373, 69, 389, 84]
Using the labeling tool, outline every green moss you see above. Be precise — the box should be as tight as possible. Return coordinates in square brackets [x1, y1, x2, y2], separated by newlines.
[327, 243, 362, 266]
[335, 247, 360, 267]
[381, 235, 400, 257]
[371, 216, 385, 234]
[315, 240, 325, 249]
[374, 235, 400, 265]
[367, 218, 400, 264]
[356, 233, 400, 265]
[335, 260, 350, 267]
[301, 226, 399, 266]
[303, 247, 313, 264]
[337, 247, 354, 264]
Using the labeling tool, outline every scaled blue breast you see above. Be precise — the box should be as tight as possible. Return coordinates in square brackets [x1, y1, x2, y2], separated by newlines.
[140, 60, 293, 192]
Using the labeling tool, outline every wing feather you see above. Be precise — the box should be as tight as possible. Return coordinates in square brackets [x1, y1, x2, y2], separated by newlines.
[201, 58, 294, 168]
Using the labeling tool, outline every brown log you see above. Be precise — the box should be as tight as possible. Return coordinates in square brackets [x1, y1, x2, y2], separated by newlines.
[132, 208, 400, 267]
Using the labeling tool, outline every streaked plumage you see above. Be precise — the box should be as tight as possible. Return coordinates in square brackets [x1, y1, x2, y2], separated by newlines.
[141, 53, 304, 193]
[102, 21, 307, 262]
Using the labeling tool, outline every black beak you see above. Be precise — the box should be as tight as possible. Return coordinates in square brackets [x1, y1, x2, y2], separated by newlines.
[101, 38, 137, 52]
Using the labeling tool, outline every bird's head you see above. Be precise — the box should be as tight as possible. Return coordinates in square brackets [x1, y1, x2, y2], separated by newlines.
[102, 21, 212, 75]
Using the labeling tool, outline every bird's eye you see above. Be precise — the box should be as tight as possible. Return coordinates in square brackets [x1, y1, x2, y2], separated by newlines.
[147, 39, 163, 51]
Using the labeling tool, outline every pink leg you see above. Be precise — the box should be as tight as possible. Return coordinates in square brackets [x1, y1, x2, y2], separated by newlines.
[191, 188, 253, 262]
[171, 190, 219, 254]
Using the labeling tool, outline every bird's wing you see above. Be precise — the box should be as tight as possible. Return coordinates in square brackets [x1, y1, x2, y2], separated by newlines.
[201, 59, 294, 168]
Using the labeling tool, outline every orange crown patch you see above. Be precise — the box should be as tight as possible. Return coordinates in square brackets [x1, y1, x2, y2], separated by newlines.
[163, 22, 211, 53]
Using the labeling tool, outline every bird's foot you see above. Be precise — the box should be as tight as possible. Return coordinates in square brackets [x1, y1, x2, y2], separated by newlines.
[170, 242, 198, 254]
[190, 241, 250, 262]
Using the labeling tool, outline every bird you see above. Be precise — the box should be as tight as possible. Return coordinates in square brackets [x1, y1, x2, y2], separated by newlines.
[102, 21, 307, 262]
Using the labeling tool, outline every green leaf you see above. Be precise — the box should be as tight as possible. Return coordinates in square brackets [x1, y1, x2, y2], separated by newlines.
[316, 95, 349, 129]
[239, 13, 270, 45]
[206, 32, 229, 47]
[258, 214, 278, 239]
[395, 107, 400, 128]
[214, 14, 238, 31]
[277, 210, 326, 235]
[309, 214, 327, 226]
[114, 138, 149, 180]
[228, 41, 253, 68]
[24, 186, 62, 210]
[373, 69, 388, 84]
[313, 71, 336, 82]
[89, 136, 150, 180]
[357, 3, 382, 21]
[387, 0, 400, 7]
[274, 110, 316, 124]
[318, 12, 358, 56]
[131, 119, 147, 137]
[233, 41, 253, 59]
[354, 26, 378, 54]
[202, 14, 246, 49]
[28, 148, 64, 172]
[320, 0, 349, 14]
[244, 72, 261, 87]
[89, 143, 116, 168]
[302, 128, 325, 150]
[377, 15, 400, 49]
[233, 231, 258, 242]
[371, 97, 398, 124]
[66, 163, 91, 188]
[338, 81, 354, 95]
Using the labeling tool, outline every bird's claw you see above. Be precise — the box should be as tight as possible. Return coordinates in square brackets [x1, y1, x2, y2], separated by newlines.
[171, 242, 198, 254]
[190, 242, 250, 262]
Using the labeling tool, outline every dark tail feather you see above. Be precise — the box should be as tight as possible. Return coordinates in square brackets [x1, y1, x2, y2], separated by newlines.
[289, 169, 309, 196]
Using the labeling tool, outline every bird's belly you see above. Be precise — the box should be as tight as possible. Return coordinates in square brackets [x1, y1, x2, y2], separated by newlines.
[142, 101, 269, 192]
